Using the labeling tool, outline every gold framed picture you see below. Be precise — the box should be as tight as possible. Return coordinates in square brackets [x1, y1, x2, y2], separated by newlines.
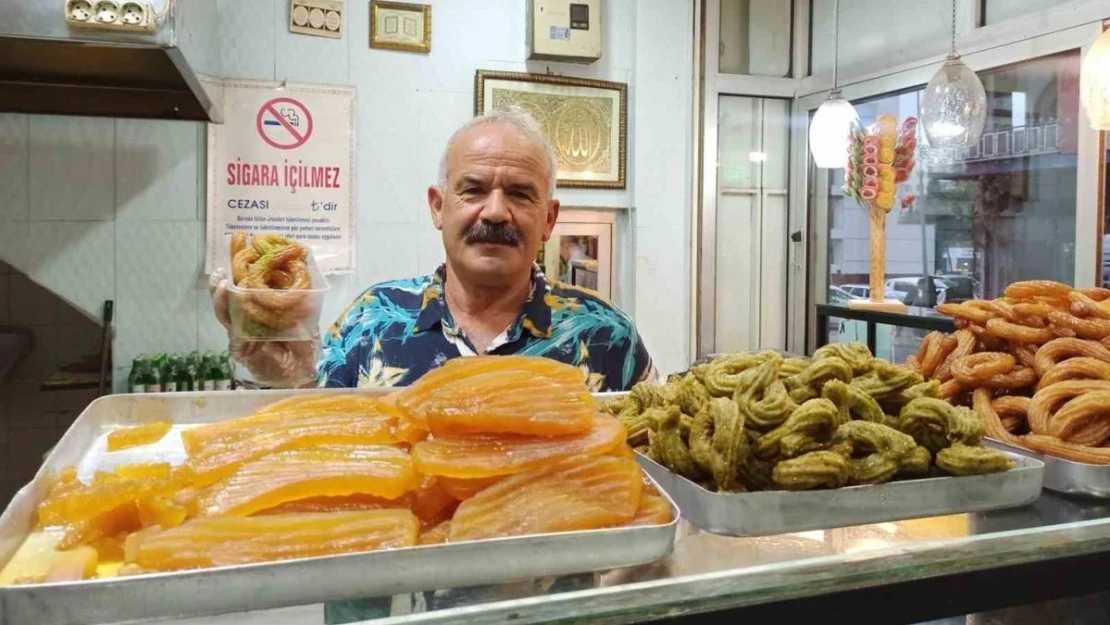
[475, 71, 627, 189]
[370, 1, 431, 53]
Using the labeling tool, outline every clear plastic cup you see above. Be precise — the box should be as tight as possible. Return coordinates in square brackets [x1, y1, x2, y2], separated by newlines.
[225, 243, 331, 343]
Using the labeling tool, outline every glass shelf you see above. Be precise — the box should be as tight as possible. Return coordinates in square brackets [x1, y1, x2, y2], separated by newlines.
[351, 493, 1110, 624]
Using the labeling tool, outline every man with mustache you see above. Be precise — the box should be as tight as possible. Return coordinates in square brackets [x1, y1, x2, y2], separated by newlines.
[215, 108, 655, 391]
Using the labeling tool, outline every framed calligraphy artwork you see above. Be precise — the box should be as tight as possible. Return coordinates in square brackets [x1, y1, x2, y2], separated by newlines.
[475, 71, 627, 189]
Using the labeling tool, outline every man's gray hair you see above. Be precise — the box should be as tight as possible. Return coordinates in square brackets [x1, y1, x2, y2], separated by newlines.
[437, 107, 558, 197]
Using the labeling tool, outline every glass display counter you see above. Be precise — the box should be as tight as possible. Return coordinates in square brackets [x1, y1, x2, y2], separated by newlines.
[342, 492, 1110, 624]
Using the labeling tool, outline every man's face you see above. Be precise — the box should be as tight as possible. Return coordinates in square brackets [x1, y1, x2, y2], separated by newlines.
[428, 123, 559, 287]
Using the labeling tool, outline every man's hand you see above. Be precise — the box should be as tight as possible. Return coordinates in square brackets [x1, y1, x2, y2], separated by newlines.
[208, 269, 320, 388]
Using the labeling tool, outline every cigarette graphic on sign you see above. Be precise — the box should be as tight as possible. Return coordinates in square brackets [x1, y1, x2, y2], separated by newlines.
[256, 97, 314, 150]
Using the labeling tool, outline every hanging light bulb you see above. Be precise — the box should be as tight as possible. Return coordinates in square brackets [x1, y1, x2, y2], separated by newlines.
[1081, 27, 1110, 130]
[810, 92, 859, 168]
[921, 0, 987, 148]
[809, 0, 859, 169]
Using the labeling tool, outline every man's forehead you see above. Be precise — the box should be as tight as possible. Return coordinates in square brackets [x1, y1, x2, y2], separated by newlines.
[447, 123, 547, 175]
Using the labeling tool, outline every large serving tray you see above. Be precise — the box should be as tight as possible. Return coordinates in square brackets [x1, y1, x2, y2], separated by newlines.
[637, 452, 1043, 537]
[986, 438, 1110, 499]
[0, 389, 679, 625]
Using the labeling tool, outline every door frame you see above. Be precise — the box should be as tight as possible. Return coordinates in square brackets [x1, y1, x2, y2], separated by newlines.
[697, 0, 807, 358]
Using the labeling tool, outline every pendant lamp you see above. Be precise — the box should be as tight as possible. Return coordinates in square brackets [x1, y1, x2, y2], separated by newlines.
[921, 0, 986, 148]
[1081, 27, 1110, 130]
[809, 0, 859, 169]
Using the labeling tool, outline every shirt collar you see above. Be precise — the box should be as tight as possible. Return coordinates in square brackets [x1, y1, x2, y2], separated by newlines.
[414, 264, 553, 341]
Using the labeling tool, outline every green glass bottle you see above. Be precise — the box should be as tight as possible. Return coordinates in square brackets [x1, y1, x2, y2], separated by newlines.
[128, 356, 148, 393]
[218, 350, 234, 391]
[174, 356, 196, 392]
[139, 358, 160, 393]
[188, 353, 204, 377]
[161, 356, 178, 392]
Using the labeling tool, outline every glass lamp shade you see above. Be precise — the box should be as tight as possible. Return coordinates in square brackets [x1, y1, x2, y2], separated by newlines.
[809, 94, 859, 169]
[921, 56, 987, 148]
[1081, 28, 1110, 130]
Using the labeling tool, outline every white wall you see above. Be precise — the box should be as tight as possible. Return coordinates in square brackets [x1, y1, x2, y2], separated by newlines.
[0, 0, 695, 384]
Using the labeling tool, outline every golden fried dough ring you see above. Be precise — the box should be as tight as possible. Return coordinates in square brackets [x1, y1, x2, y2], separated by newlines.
[1046, 391, 1110, 447]
[1022, 433, 1110, 464]
[232, 248, 261, 286]
[973, 388, 1021, 444]
[1081, 287, 1110, 302]
[1011, 345, 1038, 370]
[1036, 357, 1110, 390]
[1012, 302, 1055, 319]
[951, 352, 1015, 386]
[1033, 338, 1110, 377]
[905, 355, 921, 373]
[1027, 380, 1110, 435]
[992, 395, 1031, 434]
[985, 317, 1054, 345]
[937, 303, 994, 325]
[980, 366, 1036, 391]
[230, 232, 248, 259]
[1069, 291, 1110, 320]
[919, 332, 956, 379]
[970, 299, 1016, 321]
[1005, 280, 1073, 301]
[938, 378, 963, 400]
[1048, 310, 1110, 341]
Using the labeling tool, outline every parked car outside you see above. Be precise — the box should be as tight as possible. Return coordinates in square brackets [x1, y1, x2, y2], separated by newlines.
[840, 284, 870, 299]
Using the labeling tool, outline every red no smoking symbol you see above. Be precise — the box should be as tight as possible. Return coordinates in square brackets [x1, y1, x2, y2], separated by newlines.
[256, 97, 314, 150]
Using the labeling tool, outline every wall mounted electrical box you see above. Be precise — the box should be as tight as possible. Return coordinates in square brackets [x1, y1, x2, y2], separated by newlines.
[527, 0, 601, 64]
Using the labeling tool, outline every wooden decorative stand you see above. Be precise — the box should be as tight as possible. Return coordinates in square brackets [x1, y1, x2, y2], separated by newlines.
[848, 206, 908, 313]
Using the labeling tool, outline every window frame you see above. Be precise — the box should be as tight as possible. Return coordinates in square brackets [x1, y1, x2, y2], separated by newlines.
[789, 22, 1104, 353]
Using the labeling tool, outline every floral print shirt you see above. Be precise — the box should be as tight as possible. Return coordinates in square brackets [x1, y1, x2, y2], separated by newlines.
[317, 264, 655, 392]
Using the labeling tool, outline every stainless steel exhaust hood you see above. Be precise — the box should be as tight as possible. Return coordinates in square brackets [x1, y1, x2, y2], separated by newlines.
[0, 0, 221, 122]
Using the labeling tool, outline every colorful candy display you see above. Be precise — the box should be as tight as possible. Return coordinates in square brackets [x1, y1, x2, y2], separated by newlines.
[844, 115, 918, 213]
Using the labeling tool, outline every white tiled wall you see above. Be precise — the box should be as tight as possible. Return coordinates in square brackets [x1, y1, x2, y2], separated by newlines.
[0, 0, 696, 382]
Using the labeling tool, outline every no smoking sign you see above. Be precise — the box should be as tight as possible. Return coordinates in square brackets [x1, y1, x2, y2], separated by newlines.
[256, 97, 315, 150]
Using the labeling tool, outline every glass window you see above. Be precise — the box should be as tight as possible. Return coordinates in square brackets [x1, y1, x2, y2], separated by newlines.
[719, 0, 791, 76]
[981, 0, 1076, 25]
[820, 51, 1081, 358]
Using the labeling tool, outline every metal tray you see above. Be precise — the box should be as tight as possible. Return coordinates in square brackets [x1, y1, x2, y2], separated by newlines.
[0, 389, 679, 625]
[986, 438, 1110, 499]
[637, 452, 1043, 537]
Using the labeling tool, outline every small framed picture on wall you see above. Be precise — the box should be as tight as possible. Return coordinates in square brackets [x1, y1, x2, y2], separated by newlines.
[475, 71, 628, 189]
[370, 1, 431, 53]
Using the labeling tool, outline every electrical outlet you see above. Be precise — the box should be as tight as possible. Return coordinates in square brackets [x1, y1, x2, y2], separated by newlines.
[66, 0, 93, 22]
[66, 0, 157, 32]
[94, 1, 119, 23]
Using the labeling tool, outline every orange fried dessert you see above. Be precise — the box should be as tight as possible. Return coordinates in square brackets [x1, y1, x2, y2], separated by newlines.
[628, 489, 673, 526]
[397, 356, 596, 437]
[197, 445, 419, 517]
[412, 416, 625, 479]
[136, 496, 188, 529]
[180, 412, 404, 487]
[449, 455, 642, 542]
[254, 493, 413, 515]
[113, 462, 172, 480]
[418, 521, 451, 545]
[124, 510, 419, 572]
[44, 546, 99, 582]
[437, 475, 504, 500]
[181, 395, 426, 454]
[410, 477, 459, 527]
[37, 471, 164, 526]
[106, 421, 172, 451]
